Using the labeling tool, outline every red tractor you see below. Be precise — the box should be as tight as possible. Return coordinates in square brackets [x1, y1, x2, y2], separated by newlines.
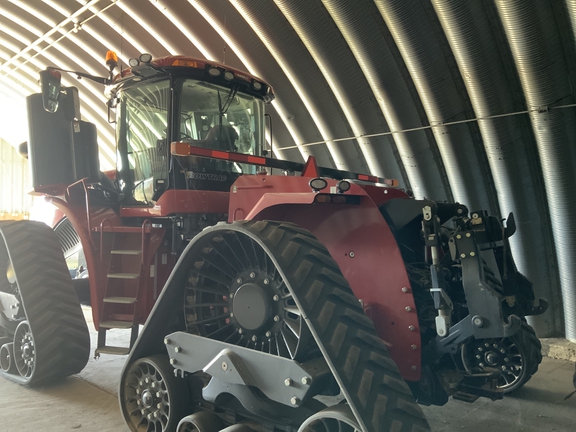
[0, 53, 546, 432]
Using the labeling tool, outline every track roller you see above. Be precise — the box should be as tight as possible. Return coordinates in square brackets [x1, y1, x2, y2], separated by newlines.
[298, 404, 361, 432]
[122, 355, 191, 432]
[0, 342, 15, 373]
[176, 411, 222, 432]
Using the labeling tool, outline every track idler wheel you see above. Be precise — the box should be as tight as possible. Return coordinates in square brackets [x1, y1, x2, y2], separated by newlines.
[0, 342, 15, 373]
[176, 411, 222, 432]
[298, 404, 361, 432]
[122, 355, 190, 432]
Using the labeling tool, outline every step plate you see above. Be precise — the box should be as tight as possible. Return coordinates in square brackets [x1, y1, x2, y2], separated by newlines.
[103, 297, 137, 304]
[96, 346, 131, 356]
[100, 320, 135, 329]
[107, 273, 140, 279]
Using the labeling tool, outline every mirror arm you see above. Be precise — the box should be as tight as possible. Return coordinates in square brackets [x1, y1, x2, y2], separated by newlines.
[48, 67, 111, 85]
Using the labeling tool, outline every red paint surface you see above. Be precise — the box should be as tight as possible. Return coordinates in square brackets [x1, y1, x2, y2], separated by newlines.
[230, 175, 422, 380]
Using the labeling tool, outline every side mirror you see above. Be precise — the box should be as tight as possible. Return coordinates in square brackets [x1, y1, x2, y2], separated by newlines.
[39, 69, 62, 113]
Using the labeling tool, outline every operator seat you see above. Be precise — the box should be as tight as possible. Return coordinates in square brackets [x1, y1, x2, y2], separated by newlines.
[205, 124, 238, 152]
[173, 124, 241, 192]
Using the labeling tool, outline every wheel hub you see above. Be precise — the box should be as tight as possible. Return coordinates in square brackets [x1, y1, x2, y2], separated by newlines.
[232, 282, 272, 331]
[485, 352, 500, 366]
[22, 343, 32, 359]
[141, 389, 154, 409]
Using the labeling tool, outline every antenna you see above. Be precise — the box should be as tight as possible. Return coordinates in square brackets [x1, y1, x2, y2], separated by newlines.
[223, 15, 227, 64]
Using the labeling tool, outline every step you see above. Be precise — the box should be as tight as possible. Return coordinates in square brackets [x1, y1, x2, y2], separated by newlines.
[107, 273, 140, 279]
[100, 320, 135, 329]
[95, 346, 131, 356]
[111, 249, 141, 255]
[103, 296, 137, 304]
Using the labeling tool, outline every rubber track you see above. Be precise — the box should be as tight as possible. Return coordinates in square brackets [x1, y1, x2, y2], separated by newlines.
[239, 221, 431, 432]
[0, 221, 90, 385]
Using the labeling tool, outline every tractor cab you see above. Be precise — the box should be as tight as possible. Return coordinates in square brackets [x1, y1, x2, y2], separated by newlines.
[34, 53, 274, 211]
[111, 57, 271, 205]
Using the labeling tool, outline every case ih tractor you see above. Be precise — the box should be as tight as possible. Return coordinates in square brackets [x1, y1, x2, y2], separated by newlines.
[0, 52, 546, 432]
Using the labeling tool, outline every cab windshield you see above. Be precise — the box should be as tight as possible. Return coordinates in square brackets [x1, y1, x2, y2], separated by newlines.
[176, 79, 265, 176]
[115, 77, 265, 204]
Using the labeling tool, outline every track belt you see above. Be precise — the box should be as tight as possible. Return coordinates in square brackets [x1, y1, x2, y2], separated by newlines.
[239, 221, 431, 432]
[0, 221, 90, 385]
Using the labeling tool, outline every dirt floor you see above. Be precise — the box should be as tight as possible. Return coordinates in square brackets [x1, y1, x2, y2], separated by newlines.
[0, 308, 575, 431]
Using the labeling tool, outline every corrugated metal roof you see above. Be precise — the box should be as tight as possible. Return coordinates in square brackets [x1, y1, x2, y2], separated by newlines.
[0, 0, 575, 339]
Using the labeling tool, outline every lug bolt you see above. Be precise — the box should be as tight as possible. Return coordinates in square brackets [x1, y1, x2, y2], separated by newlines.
[137, 400, 141, 406]
[250, 272, 256, 278]
[284, 378, 293, 386]
[157, 403, 162, 409]
[141, 409, 146, 415]
[274, 315, 280, 322]
[477, 347, 483, 352]
[501, 365, 507, 371]
[273, 295, 280, 301]
[154, 411, 159, 418]
[291, 397, 300, 405]
[408, 325, 415, 331]
[139, 380, 144, 386]
[265, 331, 272, 338]
[470, 252, 476, 257]
[151, 382, 156, 389]
[460, 253, 466, 258]
[479, 362, 485, 367]
[252, 335, 258, 342]
[136, 389, 141, 395]
[466, 233, 471, 237]
[230, 292, 235, 299]
[504, 357, 509, 362]
[170, 358, 176, 365]
[402, 287, 409, 293]
[164, 338, 170, 345]
[485, 343, 490, 348]
[405, 306, 412, 312]
[147, 414, 153, 420]
[301, 377, 311, 385]
[156, 392, 161, 398]
[500, 349, 506, 354]
[145, 378, 150, 384]
[264, 279, 269, 285]
[174, 346, 181, 353]
[236, 278, 242, 284]
[238, 329, 243, 334]
[456, 234, 462, 239]
[230, 312, 234, 318]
